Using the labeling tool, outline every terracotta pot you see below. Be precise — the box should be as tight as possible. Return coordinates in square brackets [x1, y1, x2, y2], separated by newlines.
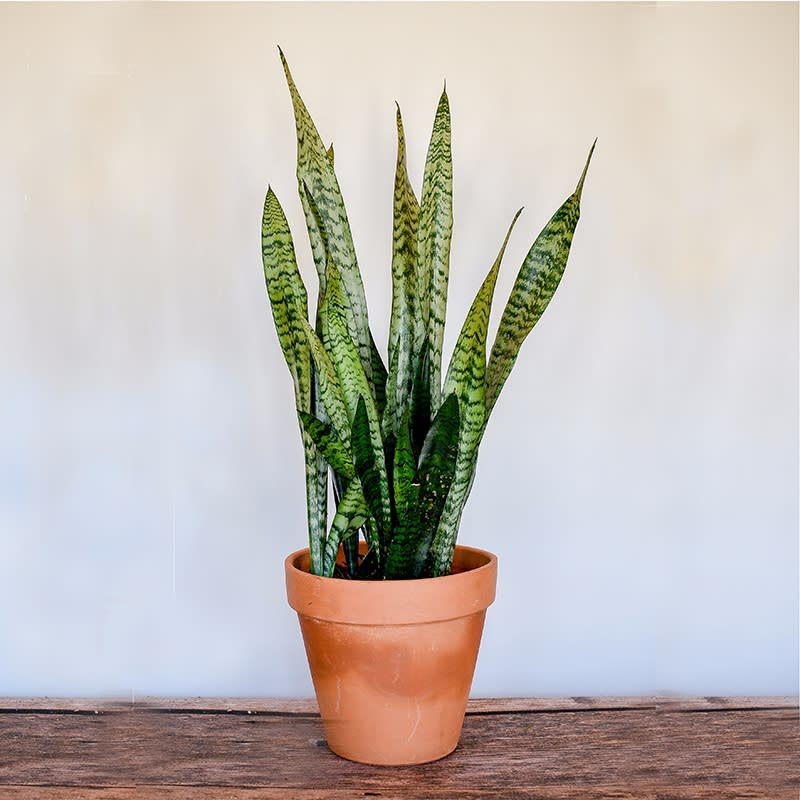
[285, 544, 497, 765]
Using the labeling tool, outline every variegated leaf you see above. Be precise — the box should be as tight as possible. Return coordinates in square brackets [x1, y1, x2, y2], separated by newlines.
[322, 273, 391, 540]
[385, 393, 460, 579]
[352, 397, 388, 538]
[429, 210, 523, 576]
[279, 49, 374, 385]
[322, 479, 370, 577]
[385, 105, 420, 437]
[262, 187, 325, 574]
[485, 142, 595, 416]
[299, 316, 350, 446]
[392, 409, 416, 522]
[297, 411, 355, 480]
[416, 88, 453, 417]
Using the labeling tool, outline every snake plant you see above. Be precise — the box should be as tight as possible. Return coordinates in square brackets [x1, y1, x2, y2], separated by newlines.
[262, 49, 594, 579]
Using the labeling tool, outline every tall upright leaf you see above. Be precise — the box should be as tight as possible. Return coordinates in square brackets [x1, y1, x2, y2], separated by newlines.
[385, 393, 460, 579]
[416, 88, 453, 416]
[279, 48, 374, 385]
[485, 142, 595, 417]
[385, 105, 421, 437]
[262, 188, 326, 574]
[428, 211, 523, 576]
[322, 272, 391, 545]
[299, 317, 351, 446]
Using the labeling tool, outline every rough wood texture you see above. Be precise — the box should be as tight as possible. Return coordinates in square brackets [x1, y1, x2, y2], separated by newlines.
[1, 698, 797, 799]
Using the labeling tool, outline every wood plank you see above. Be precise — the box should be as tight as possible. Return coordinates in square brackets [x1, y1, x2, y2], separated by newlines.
[2, 696, 795, 713]
[1, 788, 799, 800]
[1, 705, 796, 793]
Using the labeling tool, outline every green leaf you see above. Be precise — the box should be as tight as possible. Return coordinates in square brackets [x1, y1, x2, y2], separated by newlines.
[369, 332, 388, 419]
[429, 210, 523, 576]
[298, 411, 355, 480]
[385, 105, 421, 437]
[279, 48, 374, 386]
[323, 479, 370, 577]
[485, 142, 595, 416]
[416, 88, 453, 417]
[385, 393, 460, 579]
[392, 409, 416, 522]
[352, 396, 388, 539]
[262, 187, 326, 575]
[299, 316, 351, 446]
[410, 339, 431, 461]
[323, 275, 391, 545]
[261, 188, 310, 411]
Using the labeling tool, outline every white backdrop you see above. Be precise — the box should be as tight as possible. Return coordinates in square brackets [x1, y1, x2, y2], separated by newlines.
[1, 2, 797, 698]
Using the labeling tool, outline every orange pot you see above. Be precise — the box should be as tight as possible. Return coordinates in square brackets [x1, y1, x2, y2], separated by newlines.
[285, 544, 497, 765]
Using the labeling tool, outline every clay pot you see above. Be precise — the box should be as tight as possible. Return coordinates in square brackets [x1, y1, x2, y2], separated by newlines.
[284, 544, 497, 765]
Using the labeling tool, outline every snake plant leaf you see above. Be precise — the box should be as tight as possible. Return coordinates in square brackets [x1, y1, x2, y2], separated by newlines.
[299, 317, 350, 445]
[299, 180, 329, 297]
[322, 479, 370, 577]
[385, 392, 460, 579]
[279, 48, 374, 385]
[417, 87, 453, 417]
[352, 396, 388, 539]
[370, 332, 388, 419]
[327, 143, 334, 164]
[485, 142, 595, 416]
[428, 210, 523, 576]
[392, 409, 416, 522]
[262, 187, 326, 574]
[386, 105, 421, 437]
[410, 339, 432, 461]
[297, 411, 356, 481]
[261, 188, 310, 409]
[323, 275, 392, 535]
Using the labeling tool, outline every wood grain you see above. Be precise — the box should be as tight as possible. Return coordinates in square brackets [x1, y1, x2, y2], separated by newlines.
[0, 698, 796, 799]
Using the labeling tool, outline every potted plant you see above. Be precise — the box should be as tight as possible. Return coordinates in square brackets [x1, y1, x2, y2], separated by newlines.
[263, 48, 593, 765]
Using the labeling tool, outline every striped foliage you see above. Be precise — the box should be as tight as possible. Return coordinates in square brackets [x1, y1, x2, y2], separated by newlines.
[486, 142, 596, 416]
[385, 393, 460, 579]
[262, 188, 326, 574]
[428, 211, 524, 575]
[322, 272, 391, 549]
[322, 479, 370, 577]
[416, 89, 453, 417]
[263, 51, 593, 579]
[385, 106, 421, 439]
[279, 49, 374, 387]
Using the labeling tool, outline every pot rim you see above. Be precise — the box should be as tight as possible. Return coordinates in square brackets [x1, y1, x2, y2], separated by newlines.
[285, 544, 497, 625]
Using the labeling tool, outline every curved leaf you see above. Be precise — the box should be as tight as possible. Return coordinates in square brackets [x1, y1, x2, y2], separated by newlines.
[429, 210, 523, 575]
[417, 88, 453, 416]
[299, 316, 350, 445]
[298, 411, 355, 480]
[262, 187, 325, 574]
[279, 48, 374, 385]
[323, 479, 370, 577]
[485, 142, 595, 416]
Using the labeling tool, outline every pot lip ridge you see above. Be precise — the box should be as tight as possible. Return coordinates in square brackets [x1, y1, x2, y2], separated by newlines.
[284, 544, 498, 626]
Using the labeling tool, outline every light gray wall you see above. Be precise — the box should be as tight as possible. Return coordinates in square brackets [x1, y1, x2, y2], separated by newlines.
[1, 2, 797, 698]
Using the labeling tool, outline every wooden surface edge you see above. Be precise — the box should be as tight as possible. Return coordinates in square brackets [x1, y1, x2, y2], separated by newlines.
[0, 695, 796, 713]
[0, 787, 797, 800]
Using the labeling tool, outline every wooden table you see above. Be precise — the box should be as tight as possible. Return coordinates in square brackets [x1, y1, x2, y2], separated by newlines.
[1, 697, 797, 798]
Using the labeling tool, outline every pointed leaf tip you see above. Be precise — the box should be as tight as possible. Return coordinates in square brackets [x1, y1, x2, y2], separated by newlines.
[575, 139, 597, 201]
